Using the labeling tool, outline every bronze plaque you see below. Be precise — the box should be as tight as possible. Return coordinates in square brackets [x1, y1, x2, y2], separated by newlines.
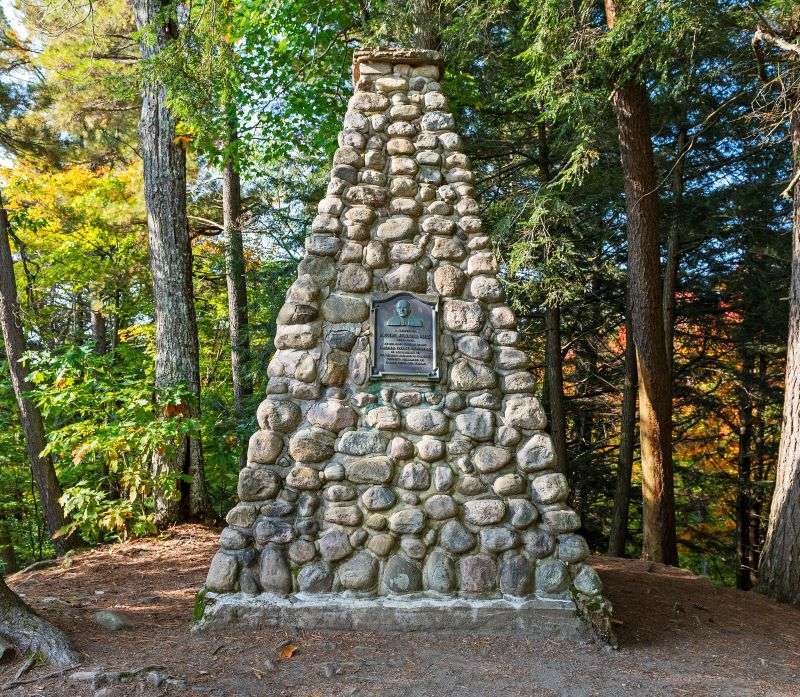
[371, 292, 439, 380]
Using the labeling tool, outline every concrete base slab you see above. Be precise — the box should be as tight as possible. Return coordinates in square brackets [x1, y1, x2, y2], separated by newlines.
[197, 592, 589, 640]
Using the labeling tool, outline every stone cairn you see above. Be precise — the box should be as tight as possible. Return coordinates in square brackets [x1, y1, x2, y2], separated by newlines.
[205, 48, 609, 623]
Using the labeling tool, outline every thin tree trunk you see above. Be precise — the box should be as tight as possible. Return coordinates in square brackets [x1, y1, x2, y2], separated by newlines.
[0, 576, 79, 666]
[0, 518, 16, 573]
[750, 351, 767, 583]
[90, 300, 108, 356]
[0, 195, 73, 555]
[663, 122, 688, 374]
[545, 306, 568, 474]
[736, 351, 754, 590]
[605, 0, 677, 565]
[758, 109, 800, 604]
[131, 0, 209, 525]
[223, 156, 251, 471]
[609, 314, 638, 556]
[411, 0, 441, 51]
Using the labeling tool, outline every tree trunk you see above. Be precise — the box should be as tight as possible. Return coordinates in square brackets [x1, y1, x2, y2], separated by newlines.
[411, 0, 441, 51]
[0, 518, 16, 574]
[223, 157, 252, 471]
[736, 351, 754, 590]
[131, 0, 209, 525]
[545, 306, 569, 474]
[0, 576, 79, 666]
[0, 195, 73, 555]
[750, 352, 767, 582]
[90, 302, 108, 356]
[663, 122, 688, 374]
[758, 109, 800, 604]
[605, 0, 677, 566]
[608, 314, 638, 556]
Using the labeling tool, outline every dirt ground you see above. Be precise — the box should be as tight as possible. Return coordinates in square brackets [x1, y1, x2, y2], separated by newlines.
[2, 524, 799, 697]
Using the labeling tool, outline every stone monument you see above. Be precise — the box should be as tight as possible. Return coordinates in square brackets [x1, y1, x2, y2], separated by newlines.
[199, 47, 613, 642]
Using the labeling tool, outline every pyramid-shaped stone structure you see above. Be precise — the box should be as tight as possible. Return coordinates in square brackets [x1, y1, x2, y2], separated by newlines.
[201, 48, 612, 640]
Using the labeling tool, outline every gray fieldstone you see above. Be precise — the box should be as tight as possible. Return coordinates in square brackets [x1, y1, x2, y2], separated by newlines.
[558, 534, 590, 563]
[377, 216, 416, 241]
[255, 518, 294, 545]
[322, 293, 369, 323]
[382, 554, 422, 594]
[387, 137, 415, 155]
[323, 484, 357, 502]
[439, 519, 476, 554]
[220, 527, 249, 550]
[516, 433, 555, 473]
[259, 545, 291, 595]
[275, 322, 321, 350]
[443, 300, 485, 332]
[400, 536, 427, 559]
[389, 242, 424, 263]
[459, 555, 497, 594]
[367, 533, 395, 556]
[361, 485, 396, 511]
[543, 508, 582, 533]
[344, 455, 393, 484]
[508, 499, 538, 529]
[226, 503, 258, 528]
[337, 264, 373, 293]
[289, 428, 335, 463]
[495, 347, 529, 370]
[522, 528, 556, 558]
[421, 111, 455, 131]
[388, 508, 426, 534]
[398, 461, 430, 490]
[423, 494, 457, 520]
[501, 371, 537, 394]
[388, 436, 415, 460]
[431, 237, 466, 261]
[531, 472, 570, 504]
[285, 466, 322, 491]
[458, 335, 491, 360]
[238, 468, 280, 502]
[205, 552, 238, 592]
[499, 552, 533, 597]
[416, 436, 445, 461]
[384, 263, 427, 292]
[257, 398, 301, 432]
[572, 564, 603, 595]
[449, 360, 496, 391]
[458, 474, 484, 495]
[324, 504, 363, 526]
[349, 91, 390, 111]
[337, 430, 389, 456]
[454, 409, 495, 441]
[434, 465, 454, 492]
[403, 407, 449, 435]
[319, 529, 353, 561]
[288, 539, 316, 565]
[463, 499, 506, 526]
[489, 305, 516, 329]
[480, 526, 518, 553]
[337, 551, 378, 590]
[365, 405, 401, 430]
[493, 473, 526, 496]
[364, 241, 388, 268]
[306, 234, 341, 257]
[496, 425, 522, 447]
[472, 446, 512, 474]
[277, 302, 319, 325]
[470, 275, 503, 302]
[536, 559, 568, 594]
[297, 561, 333, 593]
[433, 264, 466, 297]
[423, 547, 455, 592]
[307, 400, 358, 433]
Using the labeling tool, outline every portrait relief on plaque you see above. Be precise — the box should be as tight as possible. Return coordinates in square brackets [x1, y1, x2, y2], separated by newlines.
[370, 292, 440, 380]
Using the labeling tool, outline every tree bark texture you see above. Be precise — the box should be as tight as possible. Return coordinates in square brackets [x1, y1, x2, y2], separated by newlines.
[663, 122, 688, 374]
[545, 306, 569, 474]
[736, 351, 754, 590]
[131, 0, 209, 524]
[0, 196, 73, 555]
[411, 0, 441, 51]
[0, 576, 79, 666]
[758, 109, 800, 604]
[606, 0, 677, 565]
[223, 158, 252, 471]
[608, 314, 638, 557]
[0, 518, 16, 574]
